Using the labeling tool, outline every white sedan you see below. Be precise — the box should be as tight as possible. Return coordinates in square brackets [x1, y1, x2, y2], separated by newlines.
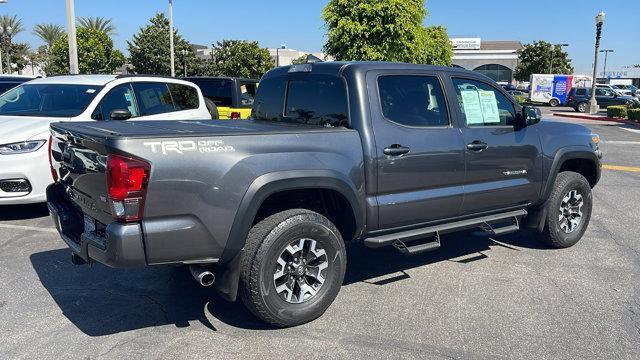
[0, 75, 212, 205]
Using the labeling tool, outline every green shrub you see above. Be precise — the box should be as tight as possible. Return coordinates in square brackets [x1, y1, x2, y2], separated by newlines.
[514, 94, 528, 105]
[607, 105, 628, 118]
[628, 108, 640, 122]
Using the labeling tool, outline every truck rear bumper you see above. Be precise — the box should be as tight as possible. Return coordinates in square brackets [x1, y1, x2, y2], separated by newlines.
[47, 184, 147, 268]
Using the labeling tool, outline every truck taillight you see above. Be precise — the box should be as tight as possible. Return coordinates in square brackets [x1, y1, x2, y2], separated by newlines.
[48, 135, 58, 181]
[230, 112, 241, 119]
[106, 154, 150, 222]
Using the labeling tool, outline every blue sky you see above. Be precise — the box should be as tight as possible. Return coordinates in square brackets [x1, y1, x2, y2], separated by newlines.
[4, 0, 639, 73]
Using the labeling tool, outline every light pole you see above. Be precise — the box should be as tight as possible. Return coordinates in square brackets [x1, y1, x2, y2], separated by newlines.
[169, 0, 175, 77]
[600, 49, 614, 80]
[65, 0, 79, 74]
[180, 49, 187, 77]
[549, 43, 569, 74]
[589, 11, 605, 115]
[0, 0, 8, 75]
[275, 44, 285, 66]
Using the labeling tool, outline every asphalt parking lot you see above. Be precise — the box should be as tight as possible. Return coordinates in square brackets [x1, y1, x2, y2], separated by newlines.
[1, 116, 639, 359]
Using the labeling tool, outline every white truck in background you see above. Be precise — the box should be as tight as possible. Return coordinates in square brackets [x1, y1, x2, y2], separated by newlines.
[529, 74, 592, 107]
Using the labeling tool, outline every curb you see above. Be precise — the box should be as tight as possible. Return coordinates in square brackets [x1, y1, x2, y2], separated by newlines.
[552, 112, 640, 128]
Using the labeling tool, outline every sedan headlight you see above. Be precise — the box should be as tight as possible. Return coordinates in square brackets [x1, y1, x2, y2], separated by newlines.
[0, 140, 47, 155]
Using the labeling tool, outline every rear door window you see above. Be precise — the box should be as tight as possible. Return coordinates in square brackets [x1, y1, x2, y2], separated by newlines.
[576, 88, 587, 96]
[92, 83, 139, 120]
[377, 75, 449, 127]
[131, 82, 175, 116]
[168, 83, 199, 110]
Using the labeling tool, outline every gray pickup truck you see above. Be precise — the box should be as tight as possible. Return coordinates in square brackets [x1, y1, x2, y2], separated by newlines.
[47, 62, 602, 327]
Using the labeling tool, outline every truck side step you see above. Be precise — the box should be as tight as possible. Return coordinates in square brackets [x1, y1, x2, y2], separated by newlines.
[480, 215, 521, 236]
[392, 232, 441, 255]
[364, 209, 527, 250]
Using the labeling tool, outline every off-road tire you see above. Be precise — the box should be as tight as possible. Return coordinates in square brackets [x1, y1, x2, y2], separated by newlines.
[204, 98, 219, 119]
[538, 171, 592, 248]
[239, 209, 346, 327]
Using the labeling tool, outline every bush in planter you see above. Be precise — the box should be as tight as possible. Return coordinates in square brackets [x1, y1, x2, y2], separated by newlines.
[607, 105, 628, 118]
[628, 108, 640, 122]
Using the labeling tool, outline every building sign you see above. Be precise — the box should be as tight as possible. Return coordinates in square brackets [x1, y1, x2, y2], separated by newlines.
[450, 38, 481, 50]
[599, 68, 640, 79]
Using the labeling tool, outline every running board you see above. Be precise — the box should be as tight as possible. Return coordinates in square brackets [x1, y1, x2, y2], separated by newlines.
[364, 209, 527, 250]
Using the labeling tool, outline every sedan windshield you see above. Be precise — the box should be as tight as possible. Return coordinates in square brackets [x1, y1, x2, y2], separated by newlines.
[0, 83, 103, 117]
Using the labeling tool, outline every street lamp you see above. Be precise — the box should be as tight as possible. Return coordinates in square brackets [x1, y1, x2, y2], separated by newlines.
[599, 49, 614, 79]
[169, 0, 175, 77]
[275, 44, 285, 66]
[549, 43, 569, 74]
[589, 11, 605, 115]
[180, 49, 187, 77]
[0, 25, 12, 75]
[65, 0, 79, 74]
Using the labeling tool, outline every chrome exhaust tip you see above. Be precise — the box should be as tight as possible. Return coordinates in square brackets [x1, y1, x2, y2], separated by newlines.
[189, 265, 215, 287]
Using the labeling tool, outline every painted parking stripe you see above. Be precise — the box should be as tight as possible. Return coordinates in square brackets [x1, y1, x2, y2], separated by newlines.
[602, 164, 640, 172]
[620, 127, 640, 134]
[602, 141, 640, 145]
[0, 224, 58, 233]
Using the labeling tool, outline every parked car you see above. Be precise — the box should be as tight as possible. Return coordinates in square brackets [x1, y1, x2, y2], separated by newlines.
[0, 75, 38, 94]
[612, 84, 638, 97]
[508, 89, 528, 97]
[48, 62, 602, 327]
[0, 74, 211, 205]
[596, 83, 630, 97]
[184, 77, 258, 119]
[567, 87, 639, 112]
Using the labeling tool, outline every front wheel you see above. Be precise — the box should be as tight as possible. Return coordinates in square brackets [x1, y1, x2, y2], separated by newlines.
[537, 171, 593, 248]
[239, 209, 346, 327]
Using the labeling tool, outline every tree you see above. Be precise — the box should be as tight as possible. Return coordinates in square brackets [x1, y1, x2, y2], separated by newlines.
[210, 40, 272, 78]
[128, 13, 197, 76]
[321, 0, 451, 65]
[33, 24, 65, 49]
[77, 16, 117, 36]
[291, 54, 309, 64]
[0, 15, 25, 37]
[2, 42, 30, 73]
[514, 41, 573, 81]
[49, 27, 125, 74]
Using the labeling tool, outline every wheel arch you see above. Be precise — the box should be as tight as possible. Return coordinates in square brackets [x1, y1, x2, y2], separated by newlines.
[214, 170, 364, 301]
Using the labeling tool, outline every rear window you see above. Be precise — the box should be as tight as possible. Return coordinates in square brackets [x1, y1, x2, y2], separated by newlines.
[253, 75, 349, 127]
[186, 78, 233, 107]
[575, 88, 587, 96]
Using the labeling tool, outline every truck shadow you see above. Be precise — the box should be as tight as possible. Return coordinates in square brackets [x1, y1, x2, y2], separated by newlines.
[0, 203, 49, 220]
[30, 230, 545, 335]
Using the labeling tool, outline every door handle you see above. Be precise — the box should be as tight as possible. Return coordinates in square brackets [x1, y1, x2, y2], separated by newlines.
[466, 141, 488, 152]
[384, 144, 410, 156]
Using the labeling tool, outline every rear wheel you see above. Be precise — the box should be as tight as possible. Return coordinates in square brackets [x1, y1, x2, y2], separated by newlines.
[576, 102, 588, 113]
[537, 171, 592, 248]
[204, 98, 219, 119]
[239, 209, 346, 327]
[549, 98, 560, 107]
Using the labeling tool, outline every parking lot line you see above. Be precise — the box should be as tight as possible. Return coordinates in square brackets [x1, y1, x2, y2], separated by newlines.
[602, 164, 640, 172]
[0, 224, 58, 233]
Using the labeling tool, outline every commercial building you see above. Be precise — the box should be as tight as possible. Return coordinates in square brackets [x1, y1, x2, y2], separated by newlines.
[268, 47, 330, 66]
[450, 38, 522, 83]
[598, 67, 640, 87]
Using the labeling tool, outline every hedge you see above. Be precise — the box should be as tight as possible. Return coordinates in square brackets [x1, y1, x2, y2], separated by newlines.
[607, 105, 628, 119]
[628, 108, 640, 122]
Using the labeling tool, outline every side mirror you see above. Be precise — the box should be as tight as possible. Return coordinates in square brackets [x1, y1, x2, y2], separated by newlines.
[521, 105, 541, 126]
[110, 109, 132, 121]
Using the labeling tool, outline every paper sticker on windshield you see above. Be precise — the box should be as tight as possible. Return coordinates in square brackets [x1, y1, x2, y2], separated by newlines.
[478, 90, 500, 124]
[461, 90, 484, 125]
[86, 88, 97, 94]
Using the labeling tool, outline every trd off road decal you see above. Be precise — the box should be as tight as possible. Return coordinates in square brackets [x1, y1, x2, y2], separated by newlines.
[143, 140, 235, 155]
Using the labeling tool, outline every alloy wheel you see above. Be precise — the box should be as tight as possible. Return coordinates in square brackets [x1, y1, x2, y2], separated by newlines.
[273, 238, 328, 304]
[558, 189, 584, 233]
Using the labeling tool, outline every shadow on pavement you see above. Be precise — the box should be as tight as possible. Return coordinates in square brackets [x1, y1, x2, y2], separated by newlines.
[30, 230, 545, 335]
[0, 203, 49, 221]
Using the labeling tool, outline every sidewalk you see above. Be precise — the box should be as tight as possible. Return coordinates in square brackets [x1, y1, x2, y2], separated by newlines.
[552, 110, 640, 128]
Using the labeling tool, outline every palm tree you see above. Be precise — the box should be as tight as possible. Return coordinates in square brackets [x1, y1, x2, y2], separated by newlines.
[33, 23, 65, 49]
[76, 16, 116, 35]
[0, 15, 25, 37]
